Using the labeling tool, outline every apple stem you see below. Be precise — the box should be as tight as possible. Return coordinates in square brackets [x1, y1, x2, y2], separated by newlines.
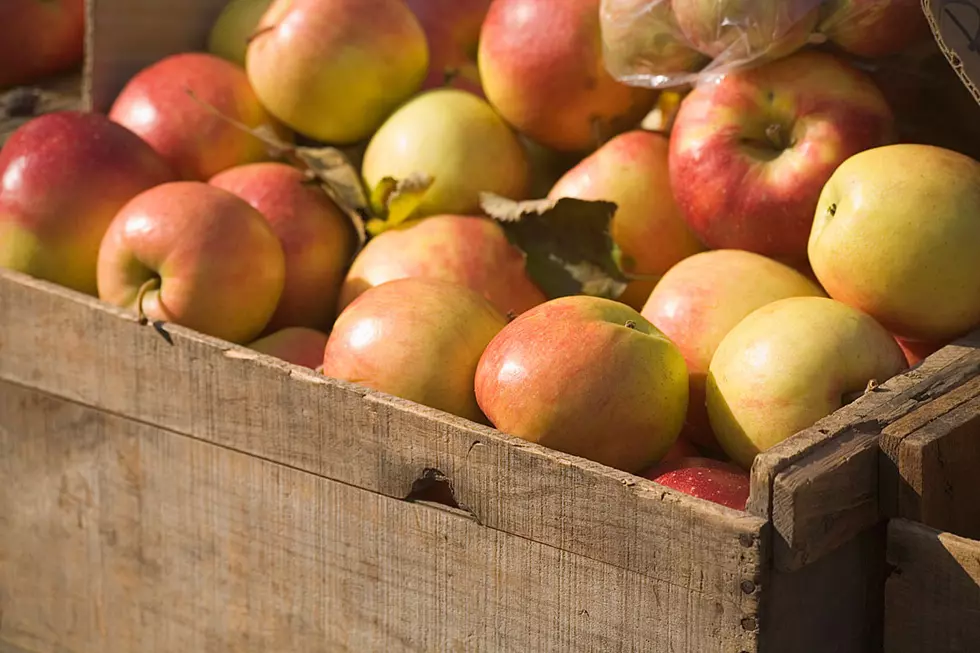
[442, 67, 460, 87]
[135, 276, 161, 326]
[246, 25, 275, 46]
[765, 123, 787, 150]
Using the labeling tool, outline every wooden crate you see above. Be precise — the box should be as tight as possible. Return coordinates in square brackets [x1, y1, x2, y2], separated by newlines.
[2, 0, 980, 651]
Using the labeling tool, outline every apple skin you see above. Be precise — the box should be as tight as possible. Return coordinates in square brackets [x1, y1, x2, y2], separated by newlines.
[659, 437, 703, 465]
[669, 50, 895, 262]
[0, 111, 177, 296]
[405, 0, 491, 97]
[362, 89, 529, 218]
[108, 52, 285, 182]
[706, 296, 908, 470]
[475, 295, 689, 474]
[322, 278, 508, 424]
[207, 0, 275, 66]
[895, 337, 945, 368]
[672, 0, 819, 61]
[248, 326, 329, 369]
[209, 162, 356, 334]
[641, 249, 826, 454]
[818, 0, 932, 59]
[548, 130, 706, 310]
[0, 0, 85, 88]
[97, 181, 286, 345]
[809, 144, 980, 344]
[246, 0, 428, 144]
[478, 0, 660, 153]
[644, 458, 750, 511]
[338, 214, 545, 318]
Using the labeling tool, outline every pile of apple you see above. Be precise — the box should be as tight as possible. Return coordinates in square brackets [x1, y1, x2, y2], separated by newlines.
[3, 0, 980, 513]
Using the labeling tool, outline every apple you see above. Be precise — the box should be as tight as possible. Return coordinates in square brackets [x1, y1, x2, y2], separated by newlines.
[0, 0, 85, 89]
[246, 0, 429, 144]
[818, 0, 932, 59]
[108, 52, 285, 182]
[640, 249, 826, 454]
[207, 0, 275, 66]
[669, 50, 895, 262]
[809, 144, 980, 343]
[660, 436, 703, 464]
[478, 0, 660, 153]
[672, 0, 819, 61]
[322, 277, 508, 424]
[706, 296, 908, 469]
[209, 162, 356, 334]
[644, 458, 750, 510]
[362, 89, 529, 218]
[0, 111, 176, 296]
[895, 337, 945, 368]
[248, 326, 329, 369]
[338, 214, 545, 317]
[405, 0, 491, 97]
[548, 130, 706, 311]
[475, 295, 689, 473]
[599, 0, 708, 81]
[97, 181, 286, 345]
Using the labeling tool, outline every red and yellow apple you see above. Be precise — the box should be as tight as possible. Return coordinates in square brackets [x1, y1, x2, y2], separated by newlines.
[246, 0, 428, 144]
[669, 50, 895, 262]
[322, 278, 508, 424]
[248, 326, 329, 369]
[108, 52, 284, 181]
[641, 249, 825, 454]
[644, 457, 750, 510]
[809, 144, 980, 343]
[895, 337, 945, 368]
[0, 0, 85, 88]
[0, 111, 176, 295]
[338, 214, 545, 317]
[405, 0, 491, 97]
[548, 130, 706, 310]
[818, 0, 932, 59]
[362, 89, 529, 217]
[97, 181, 286, 344]
[706, 296, 908, 469]
[209, 162, 356, 334]
[475, 296, 689, 473]
[478, 0, 659, 153]
[207, 0, 275, 66]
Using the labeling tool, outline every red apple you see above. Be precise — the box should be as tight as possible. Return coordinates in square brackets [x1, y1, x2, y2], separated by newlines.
[548, 130, 706, 310]
[669, 50, 894, 262]
[0, 111, 176, 295]
[322, 278, 508, 424]
[475, 295, 689, 473]
[97, 181, 286, 344]
[645, 458, 750, 511]
[248, 326, 329, 369]
[478, 0, 660, 153]
[209, 162, 356, 334]
[641, 249, 826, 454]
[818, 0, 932, 59]
[338, 214, 545, 317]
[660, 436, 702, 465]
[0, 0, 85, 88]
[108, 52, 286, 182]
[405, 0, 491, 97]
[895, 336, 945, 368]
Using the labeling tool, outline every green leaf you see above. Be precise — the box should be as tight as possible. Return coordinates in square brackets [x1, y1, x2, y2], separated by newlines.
[365, 173, 435, 237]
[479, 192, 628, 300]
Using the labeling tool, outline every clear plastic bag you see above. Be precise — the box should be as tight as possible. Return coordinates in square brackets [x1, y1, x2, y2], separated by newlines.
[600, 0, 933, 89]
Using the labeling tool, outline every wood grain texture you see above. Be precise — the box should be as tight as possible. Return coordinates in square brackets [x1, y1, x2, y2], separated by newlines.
[0, 270, 768, 644]
[884, 519, 980, 653]
[748, 335, 980, 570]
[0, 381, 766, 653]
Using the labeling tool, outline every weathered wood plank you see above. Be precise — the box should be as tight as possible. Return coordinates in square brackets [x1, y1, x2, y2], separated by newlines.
[747, 335, 980, 570]
[0, 269, 766, 623]
[0, 381, 761, 653]
[884, 519, 980, 653]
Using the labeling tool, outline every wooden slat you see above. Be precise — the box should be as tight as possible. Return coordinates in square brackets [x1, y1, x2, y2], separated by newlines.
[0, 269, 766, 630]
[0, 381, 762, 653]
[746, 335, 980, 570]
[884, 519, 980, 653]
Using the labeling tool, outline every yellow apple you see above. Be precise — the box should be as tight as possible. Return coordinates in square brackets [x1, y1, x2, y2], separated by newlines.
[207, 0, 274, 66]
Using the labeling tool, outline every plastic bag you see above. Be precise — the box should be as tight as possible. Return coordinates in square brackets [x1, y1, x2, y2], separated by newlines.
[600, 0, 933, 89]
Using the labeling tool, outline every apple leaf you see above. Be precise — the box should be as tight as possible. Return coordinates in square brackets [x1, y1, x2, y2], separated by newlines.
[365, 173, 435, 237]
[479, 192, 628, 300]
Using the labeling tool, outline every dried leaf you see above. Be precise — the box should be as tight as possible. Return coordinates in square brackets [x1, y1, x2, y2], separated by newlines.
[479, 192, 628, 300]
[366, 173, 435, 237]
